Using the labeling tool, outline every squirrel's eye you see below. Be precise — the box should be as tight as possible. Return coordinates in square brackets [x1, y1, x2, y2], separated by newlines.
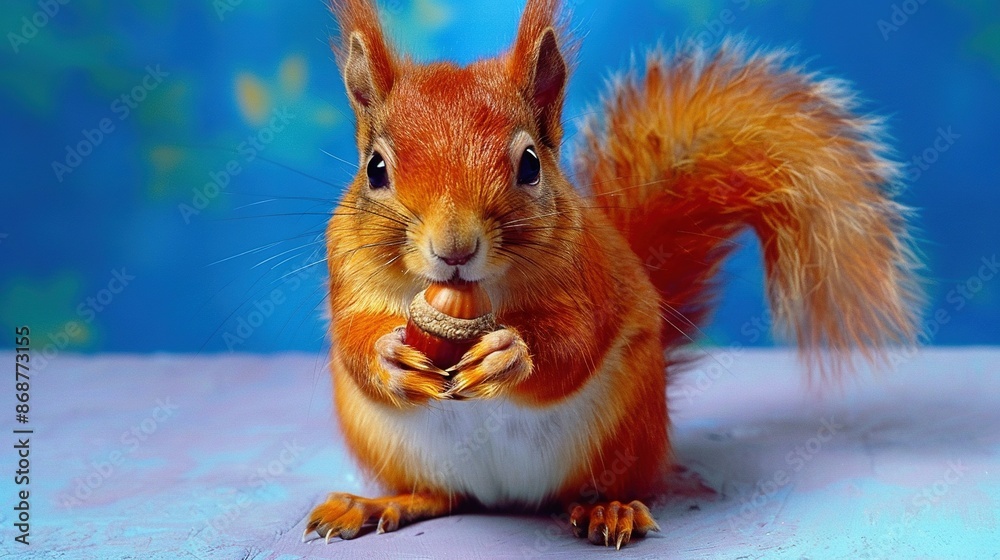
[517, 146, 541, 186]
[366, 152, 389, 189]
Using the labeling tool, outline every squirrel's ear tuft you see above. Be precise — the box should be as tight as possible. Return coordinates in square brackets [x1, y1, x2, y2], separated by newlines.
[331, 0, 396, 112]
[509, 0, 571, 147]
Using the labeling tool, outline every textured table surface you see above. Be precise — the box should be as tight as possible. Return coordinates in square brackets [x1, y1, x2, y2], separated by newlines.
[1, 349, 998, 559]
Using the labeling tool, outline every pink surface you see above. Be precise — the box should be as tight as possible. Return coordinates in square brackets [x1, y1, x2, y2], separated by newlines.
[2, 349, 998, 559]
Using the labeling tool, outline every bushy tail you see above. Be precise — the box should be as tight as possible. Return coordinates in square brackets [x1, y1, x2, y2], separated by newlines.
[575, 41, 922, 376]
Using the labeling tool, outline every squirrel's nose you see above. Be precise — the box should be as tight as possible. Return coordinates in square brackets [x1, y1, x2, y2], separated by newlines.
[432, 240, 479, 266]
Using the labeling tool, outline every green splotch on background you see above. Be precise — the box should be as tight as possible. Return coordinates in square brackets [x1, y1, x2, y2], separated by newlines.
[0, 272, 95, 351]
[946, 0, 1000, 75]
[969, 24, 1000, 74]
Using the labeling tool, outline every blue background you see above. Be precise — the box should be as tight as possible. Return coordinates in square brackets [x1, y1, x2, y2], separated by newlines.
[1, 0, 997, 355]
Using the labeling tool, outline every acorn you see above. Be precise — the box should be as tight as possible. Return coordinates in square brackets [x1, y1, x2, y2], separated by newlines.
[404, 281, 497, 370]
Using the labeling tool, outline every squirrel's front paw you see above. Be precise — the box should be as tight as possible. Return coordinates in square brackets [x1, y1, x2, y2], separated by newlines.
[375, 327, 449, 405]
[446, 328, 532, 399]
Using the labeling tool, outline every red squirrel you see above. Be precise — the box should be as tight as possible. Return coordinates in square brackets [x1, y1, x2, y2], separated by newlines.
[305, 0, 921, 549]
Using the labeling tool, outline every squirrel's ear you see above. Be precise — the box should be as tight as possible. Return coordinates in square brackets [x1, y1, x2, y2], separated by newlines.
[509, 1, 568, 147]
[331, 0, 396, 113]
[530, 29, 567, 139]
[344, 33, 389, 110]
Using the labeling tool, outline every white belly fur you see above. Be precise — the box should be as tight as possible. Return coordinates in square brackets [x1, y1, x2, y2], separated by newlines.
[344, 337, 626, 509]
[391, 395, 594, 508]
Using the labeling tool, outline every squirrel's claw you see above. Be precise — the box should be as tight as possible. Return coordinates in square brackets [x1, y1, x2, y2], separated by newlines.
[303, 493, 376, 542]
[304, 492, 452, 543]
[375, 328, 450, 405]
[569, 500, 658, 550]
[445, 328, 532, 399]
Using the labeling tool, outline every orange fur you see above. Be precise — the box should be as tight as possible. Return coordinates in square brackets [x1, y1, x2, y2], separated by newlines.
[308, 0, 921, 547]
[576, 45, 922, 375]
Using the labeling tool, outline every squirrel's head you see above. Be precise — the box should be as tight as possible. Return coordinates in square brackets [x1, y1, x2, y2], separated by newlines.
[329, 0, 580, 292]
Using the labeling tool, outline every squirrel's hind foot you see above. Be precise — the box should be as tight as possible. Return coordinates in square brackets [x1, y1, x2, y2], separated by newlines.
[569, 500, 660, 549]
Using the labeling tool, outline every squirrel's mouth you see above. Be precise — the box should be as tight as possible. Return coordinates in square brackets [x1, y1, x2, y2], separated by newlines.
[418, 237, 491, 284]
[426, 265, 487, 284]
